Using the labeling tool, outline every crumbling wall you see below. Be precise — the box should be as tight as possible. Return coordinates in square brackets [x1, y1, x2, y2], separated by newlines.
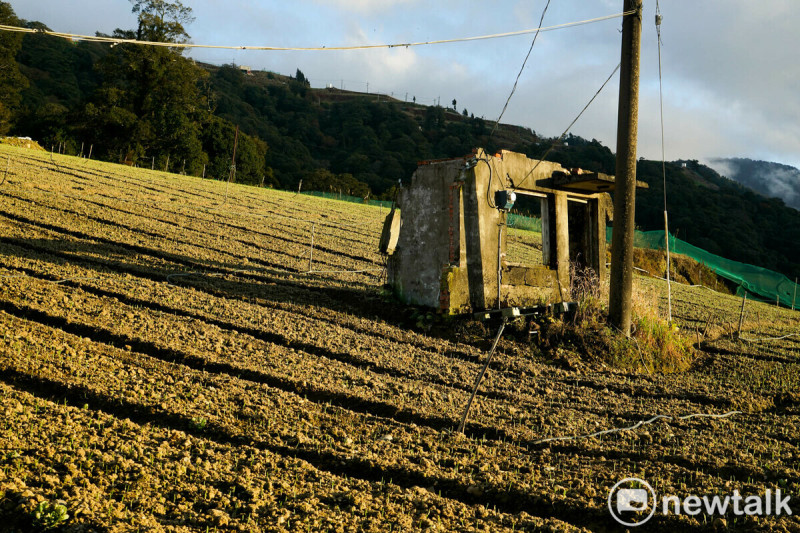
[386, 149, 612, 314]
[388, 158, 467, 309]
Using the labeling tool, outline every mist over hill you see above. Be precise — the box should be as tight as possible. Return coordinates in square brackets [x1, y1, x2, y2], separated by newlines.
[707, 158, 800, 212]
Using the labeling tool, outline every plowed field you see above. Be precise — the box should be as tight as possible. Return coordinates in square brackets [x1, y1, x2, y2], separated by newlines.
[1, 145, 798, 532]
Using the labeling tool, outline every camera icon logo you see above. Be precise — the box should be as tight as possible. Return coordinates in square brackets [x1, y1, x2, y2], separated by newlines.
[608, 477, 656, 526]
[616, 488, 648, 511]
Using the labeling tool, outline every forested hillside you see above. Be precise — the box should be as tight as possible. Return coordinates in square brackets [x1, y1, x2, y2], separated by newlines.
[1, 0, 799, 280]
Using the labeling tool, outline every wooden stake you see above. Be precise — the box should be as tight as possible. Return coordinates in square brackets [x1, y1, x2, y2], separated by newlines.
[88, 145, 93, 160]
[308, 223, 316, 272]
[664, 210, 672, 321]
[1, 157, 10, 185]
[737, 291, 747, 338]
[165, 154, 170, 173]
[225, 126, 239, 204]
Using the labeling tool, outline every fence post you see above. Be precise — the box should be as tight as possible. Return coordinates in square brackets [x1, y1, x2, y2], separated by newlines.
[737, 291, 747, 338]
[1, 156, 9, 185]
[308, 223, 316, 272]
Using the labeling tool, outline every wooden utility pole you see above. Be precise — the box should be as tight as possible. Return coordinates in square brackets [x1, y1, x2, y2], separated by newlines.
[608, 0, 643, 336]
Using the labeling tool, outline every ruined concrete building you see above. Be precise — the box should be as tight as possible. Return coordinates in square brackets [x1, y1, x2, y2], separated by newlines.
[381, 148, 643, 315]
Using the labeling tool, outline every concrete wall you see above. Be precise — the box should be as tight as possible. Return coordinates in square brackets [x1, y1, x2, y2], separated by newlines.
[387, 148, 612, 314]
[388, 158, 466, 309]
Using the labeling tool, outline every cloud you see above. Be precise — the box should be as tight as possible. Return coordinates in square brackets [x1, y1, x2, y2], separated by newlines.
[312, 0, 420, 16]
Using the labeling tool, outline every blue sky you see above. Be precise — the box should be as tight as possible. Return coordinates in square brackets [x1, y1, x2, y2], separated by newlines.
[10, 0, 800, 171]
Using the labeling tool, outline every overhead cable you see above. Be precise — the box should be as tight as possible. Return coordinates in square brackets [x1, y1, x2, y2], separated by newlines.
[513, 62, 621, 190]
[490, 0, 551, 137]
[0, 11, 633, 52]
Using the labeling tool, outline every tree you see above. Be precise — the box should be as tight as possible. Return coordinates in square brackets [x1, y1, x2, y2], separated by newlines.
[88, 0, 208, 168]
[0, 2, 28, 134]
[452, 98, 457, 110]
[131, 0, 193, 42]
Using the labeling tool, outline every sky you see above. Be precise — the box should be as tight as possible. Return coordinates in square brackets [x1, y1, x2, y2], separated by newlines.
[9, 0, 800, 171]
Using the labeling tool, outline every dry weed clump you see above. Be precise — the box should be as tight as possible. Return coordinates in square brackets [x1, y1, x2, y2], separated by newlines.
[538, 265, 695, 373]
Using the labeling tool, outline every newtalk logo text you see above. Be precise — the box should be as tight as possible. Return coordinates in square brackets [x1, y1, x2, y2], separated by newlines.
[608, 477, 793, 527]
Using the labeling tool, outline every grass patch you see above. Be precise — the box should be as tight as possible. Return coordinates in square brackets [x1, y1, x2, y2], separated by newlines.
[538, 266, 695, 373]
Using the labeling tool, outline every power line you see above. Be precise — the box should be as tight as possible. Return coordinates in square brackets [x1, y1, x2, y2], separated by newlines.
[0, 11, 633, 52]
[513, 61, 621, 190]
[490, 0, 552, 137]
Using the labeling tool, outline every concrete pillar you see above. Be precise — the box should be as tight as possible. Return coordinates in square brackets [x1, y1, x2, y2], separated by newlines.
[553, 192, 570, 299]
[464, 156, 506, 309]
[588, 196, 609, 281]
[463, 170, 488, 309]
[541, 196, 552, 265]
[544, 192, 571, 298]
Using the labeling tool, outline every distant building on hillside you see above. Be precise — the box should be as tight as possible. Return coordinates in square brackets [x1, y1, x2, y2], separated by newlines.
[239, 65, 253, 75]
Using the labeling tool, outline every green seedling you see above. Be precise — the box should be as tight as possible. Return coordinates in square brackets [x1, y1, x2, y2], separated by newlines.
[32, 500, 70, 529]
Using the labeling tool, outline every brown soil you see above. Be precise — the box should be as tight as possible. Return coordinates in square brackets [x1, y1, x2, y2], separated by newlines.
[0, 147, 798, 531]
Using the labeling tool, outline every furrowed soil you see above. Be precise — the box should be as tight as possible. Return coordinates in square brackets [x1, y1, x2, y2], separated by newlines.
[0, 145, 799, 532]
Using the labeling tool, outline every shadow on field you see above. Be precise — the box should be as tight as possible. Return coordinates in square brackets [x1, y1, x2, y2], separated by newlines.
[0, 366, 650, 533]
[0, 235, 415, 330]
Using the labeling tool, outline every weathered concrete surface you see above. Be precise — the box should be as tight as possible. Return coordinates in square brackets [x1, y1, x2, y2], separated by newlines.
[387, 157, 467, 309]
[386, 148, 614, 314]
